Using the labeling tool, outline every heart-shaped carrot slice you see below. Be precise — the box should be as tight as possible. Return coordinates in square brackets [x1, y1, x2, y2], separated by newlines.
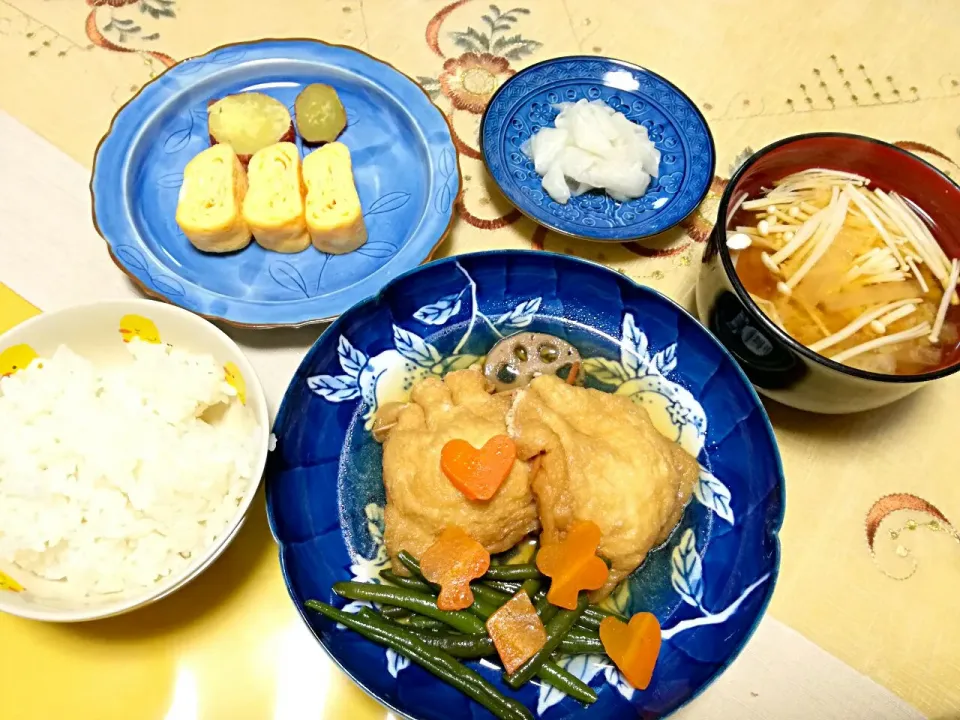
[599, 612, 662, 690]
[440, 435, 517, 501]
[536, 520, 609, 610]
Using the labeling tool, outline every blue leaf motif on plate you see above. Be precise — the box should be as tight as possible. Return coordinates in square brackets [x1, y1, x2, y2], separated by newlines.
[364, 192, 410, 217]
[354, 241, 398, 259]
[435, 148, 457, 214]
[537, 655, 604, 715]
[112, 246, 185, 299]
[157, 173, 184, 189]
[171, 59, 206, 76]
[413, 293, 463, 326]
[581, 357, 628, 386]
[392, 325, 442, 368]
[603, 664, 635, 701]
[338, 336, 368, 380]
[114, 245, 149, 273]
[307, 374, 361, 402]
[335, 599, 371, 629]
[620, 314, 652, 378]
[209, 48, 248, 65]
[671, 529, 704, 609]
[163, 115, 193, 154]
[386, 649, 410, 678]
[270, 262, 310, 298]
[152, 275, 186, 298]
[652, 344, 677, 376]
[495, 297, 542, 329]
[694, 468, 734, 524]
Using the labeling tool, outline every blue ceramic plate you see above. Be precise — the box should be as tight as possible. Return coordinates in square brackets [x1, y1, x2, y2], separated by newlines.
[267, 251, 783, 719]
[91, 39, 460, 328]
[480, 57, 715, 242]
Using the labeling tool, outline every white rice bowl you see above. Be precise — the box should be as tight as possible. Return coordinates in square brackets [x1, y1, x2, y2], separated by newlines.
[0, 300, 269, 622]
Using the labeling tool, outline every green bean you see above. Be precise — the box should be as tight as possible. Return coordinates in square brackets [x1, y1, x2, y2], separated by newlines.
[539, 661, 597, 704]
[505, 593, 590, 689]
[396, 551, 429, 580]
[378, 605, 411, 620]
[475, 585, 514, 607]
[577, 606, 629, 631]
[534, 593, 560, 626]
[470, 595, 503, 620]
[306, 601, 531, 720]
[562, 628, 604, 655]
[332, 582, 486, 635]
[404, 615, 448, 631]
[483, 564, 541, 581]
[410, 630, 496, 659]
[379, 621, 600, 662]
[483, 579, 523, 594]
[379, 569, 432, 592]
[518, 578, 542, 598]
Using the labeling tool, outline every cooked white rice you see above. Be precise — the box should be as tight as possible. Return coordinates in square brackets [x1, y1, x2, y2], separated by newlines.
[0, 340, 260, 596]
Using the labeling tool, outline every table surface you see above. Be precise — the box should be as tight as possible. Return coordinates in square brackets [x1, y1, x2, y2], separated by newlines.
[1, 1, 959, 718]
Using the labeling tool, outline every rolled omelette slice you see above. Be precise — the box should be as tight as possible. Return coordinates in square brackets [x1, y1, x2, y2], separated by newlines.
[302, 142, 367, 254]
[175, 144, 252, 253]
[242, 142, 310, 253]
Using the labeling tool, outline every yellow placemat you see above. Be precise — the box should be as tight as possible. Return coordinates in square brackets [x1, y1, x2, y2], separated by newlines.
[2, 0, 960, 718]
[0, 284, 39, 333]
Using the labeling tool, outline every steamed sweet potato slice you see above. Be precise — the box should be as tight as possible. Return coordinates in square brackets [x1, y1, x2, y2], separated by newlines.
[207, 92, 294, 163]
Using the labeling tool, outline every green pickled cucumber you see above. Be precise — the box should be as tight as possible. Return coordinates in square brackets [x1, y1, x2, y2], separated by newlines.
[295, 84, 347, 143]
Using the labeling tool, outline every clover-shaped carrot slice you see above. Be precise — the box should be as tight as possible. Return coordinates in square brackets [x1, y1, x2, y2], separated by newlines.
[536, 520, 609, 610]
[485, 591, 547, 674]
[420, 526, 491, 611]
[599, 612, 662, 690]
[440, 434, 517, 501]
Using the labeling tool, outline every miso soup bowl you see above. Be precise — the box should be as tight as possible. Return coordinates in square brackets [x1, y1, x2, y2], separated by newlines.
[696, 133, 960, 414]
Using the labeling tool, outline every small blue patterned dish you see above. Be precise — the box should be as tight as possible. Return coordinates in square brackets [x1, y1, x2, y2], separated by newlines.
[91, 39, 460, 328]
[480, 56, 715, 242]
[267, 251, 783, 719]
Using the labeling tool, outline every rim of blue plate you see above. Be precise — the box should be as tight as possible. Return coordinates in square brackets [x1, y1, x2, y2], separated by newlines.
[266, 249, 785, 720]
[480, 55, 716, 244]
[89, 37, 461, 329]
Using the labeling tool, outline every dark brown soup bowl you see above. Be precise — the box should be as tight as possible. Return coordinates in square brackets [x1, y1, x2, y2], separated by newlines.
[696, 133, 960, 414]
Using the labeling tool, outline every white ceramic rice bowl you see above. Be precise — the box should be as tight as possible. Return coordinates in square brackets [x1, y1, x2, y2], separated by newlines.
[0, 299, 269, 622]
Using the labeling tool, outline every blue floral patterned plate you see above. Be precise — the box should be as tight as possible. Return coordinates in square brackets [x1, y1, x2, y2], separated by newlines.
[91, 39, 460, 328]
[480, 56, 715, 242]
[267, 250, 783, 719]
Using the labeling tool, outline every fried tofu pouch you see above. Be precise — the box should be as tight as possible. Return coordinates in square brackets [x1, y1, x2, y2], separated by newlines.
[512, 375, 698, 601]
[302, 142, 367, 254]
[175, 144, 252, 253]
[242, 142, 310, 253]
[379, 369, 539, 572]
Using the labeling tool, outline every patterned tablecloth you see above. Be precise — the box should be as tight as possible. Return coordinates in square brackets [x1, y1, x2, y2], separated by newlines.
[1, 1, 959, 718]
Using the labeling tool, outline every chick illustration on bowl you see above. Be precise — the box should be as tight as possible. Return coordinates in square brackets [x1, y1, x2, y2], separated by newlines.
[0, 344, 38, 377]
[119, 314, 161, 344]
[224, 361, 248, 405]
